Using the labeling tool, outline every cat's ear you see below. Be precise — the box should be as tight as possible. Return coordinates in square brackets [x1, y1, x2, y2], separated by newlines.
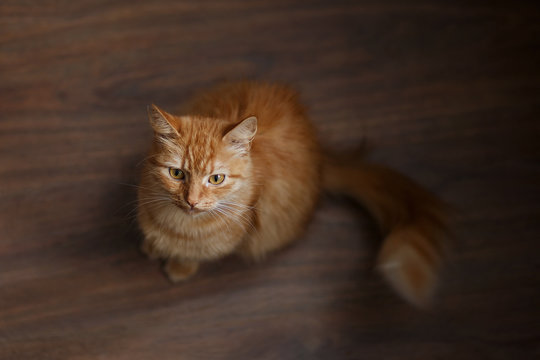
[223, 116, 257, 155]
[147, 104, 180, 136]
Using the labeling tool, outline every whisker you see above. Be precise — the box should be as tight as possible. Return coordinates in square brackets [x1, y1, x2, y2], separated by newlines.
[209, 208, 232, 233]
[219, 201, 256, 210]
[114, 193, 170, 216]
[136, 153, 158, 167]
[216, 204, 256, 232]
[125, 198, 171, 219]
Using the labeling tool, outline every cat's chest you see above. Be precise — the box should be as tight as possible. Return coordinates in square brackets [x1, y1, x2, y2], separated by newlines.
[148, 206, 250, 260]
[150, 205, 248, 241]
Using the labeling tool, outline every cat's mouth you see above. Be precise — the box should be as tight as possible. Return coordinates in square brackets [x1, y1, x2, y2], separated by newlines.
[172, 200, 204, 215]
[186, 207, 203, 215]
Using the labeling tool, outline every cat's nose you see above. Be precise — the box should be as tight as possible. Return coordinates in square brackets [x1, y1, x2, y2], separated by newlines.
[186, 200, 198, 209]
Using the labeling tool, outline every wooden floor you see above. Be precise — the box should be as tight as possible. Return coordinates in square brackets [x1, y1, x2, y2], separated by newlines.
[1, 1, 539, 359]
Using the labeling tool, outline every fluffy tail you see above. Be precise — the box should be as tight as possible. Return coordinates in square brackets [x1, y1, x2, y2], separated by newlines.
[324, 157, 449, 307]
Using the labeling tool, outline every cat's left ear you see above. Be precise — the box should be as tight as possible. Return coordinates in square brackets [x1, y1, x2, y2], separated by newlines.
[223, 116, 257, 155]
[147, 104, 180, 136]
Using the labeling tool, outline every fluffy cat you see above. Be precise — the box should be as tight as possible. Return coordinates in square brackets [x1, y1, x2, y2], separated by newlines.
[137, 81, 448, 307]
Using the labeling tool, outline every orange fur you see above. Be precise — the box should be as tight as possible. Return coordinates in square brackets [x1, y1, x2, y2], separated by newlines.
[137, 81, 448, 307]
[324, 160, 449, 307]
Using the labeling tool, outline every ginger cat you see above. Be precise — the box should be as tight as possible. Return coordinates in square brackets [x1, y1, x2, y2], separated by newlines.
[137, 81, 448, 307]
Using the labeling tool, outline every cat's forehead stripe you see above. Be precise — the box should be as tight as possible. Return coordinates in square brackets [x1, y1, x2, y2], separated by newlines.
[183, 136, 218, 173]
[161, 118, 227, 173]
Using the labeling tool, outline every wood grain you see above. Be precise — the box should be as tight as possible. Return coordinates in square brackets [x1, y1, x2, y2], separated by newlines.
[1, 1, 539, 359]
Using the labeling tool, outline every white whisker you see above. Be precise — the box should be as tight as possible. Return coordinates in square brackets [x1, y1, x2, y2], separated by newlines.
[209, 208, 232, 233]
[125, 197, 171, 219]
[216, 203, 256, 233]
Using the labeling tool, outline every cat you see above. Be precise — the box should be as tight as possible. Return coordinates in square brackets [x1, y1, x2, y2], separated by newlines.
[137, 81, 449, 307]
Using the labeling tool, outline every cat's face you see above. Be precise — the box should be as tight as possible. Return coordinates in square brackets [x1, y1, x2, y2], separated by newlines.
[153, 136, 252, 214]
[147, 105, 257, 215]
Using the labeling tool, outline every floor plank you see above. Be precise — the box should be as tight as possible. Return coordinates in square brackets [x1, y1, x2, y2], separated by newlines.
[1, 1, 539, 359]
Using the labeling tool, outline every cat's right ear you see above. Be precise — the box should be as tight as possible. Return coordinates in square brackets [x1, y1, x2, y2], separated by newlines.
[147, 104, 180, 136]
[223, 116, 257, 155]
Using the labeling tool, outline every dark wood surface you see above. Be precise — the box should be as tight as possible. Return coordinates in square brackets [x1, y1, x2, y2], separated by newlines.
[1, 1, 539, 359]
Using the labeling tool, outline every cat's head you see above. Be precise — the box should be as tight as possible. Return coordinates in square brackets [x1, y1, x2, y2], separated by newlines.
[145, 105, 257, 214]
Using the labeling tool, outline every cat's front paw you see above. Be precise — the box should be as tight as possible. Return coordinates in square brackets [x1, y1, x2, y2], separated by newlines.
[140, 238, 161, 261]
[164, 259, 199, 283]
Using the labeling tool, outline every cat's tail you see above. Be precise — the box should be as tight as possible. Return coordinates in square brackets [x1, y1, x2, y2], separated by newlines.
[323, 156, 450, 307]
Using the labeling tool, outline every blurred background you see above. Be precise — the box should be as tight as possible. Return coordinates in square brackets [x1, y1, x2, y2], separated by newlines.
[1, 1, 539, 359]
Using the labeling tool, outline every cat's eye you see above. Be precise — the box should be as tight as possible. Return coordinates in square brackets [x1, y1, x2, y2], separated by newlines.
[169, 168, 185, 180]
[209, 174, 225, 185]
